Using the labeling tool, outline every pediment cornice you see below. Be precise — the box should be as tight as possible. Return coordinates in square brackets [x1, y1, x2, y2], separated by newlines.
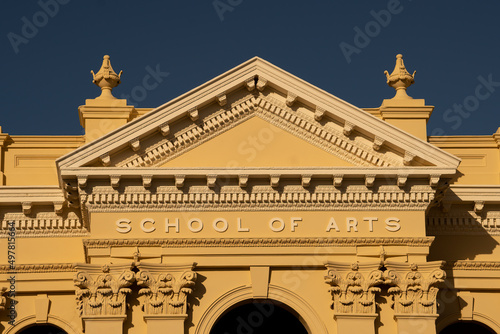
[57, 57, 460, 174]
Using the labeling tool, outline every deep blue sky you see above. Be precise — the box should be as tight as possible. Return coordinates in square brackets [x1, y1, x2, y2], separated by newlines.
[1, 0, 499, 136]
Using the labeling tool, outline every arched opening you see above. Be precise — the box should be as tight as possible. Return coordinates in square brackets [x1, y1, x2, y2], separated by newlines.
[18, 324, 68, 334]
[440, 321, 496, 334]
[210, 299, 308, 334]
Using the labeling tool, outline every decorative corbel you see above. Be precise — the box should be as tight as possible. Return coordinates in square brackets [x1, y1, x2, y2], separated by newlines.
[64, 182, 78, 192]
[430, 174, 440, 188]
[301, 174, 312, 187]
[22, 202, 32, 215]
[256, 77, 268, 91]
[188, 107, 199, 121]
[365, 175, 376, 188]
[333, 174, 343, 188]
[474, 200, 485, 214]
[343, 121, 354, 136]
[53, 201, 64, 215]
[239, 175, 249, 188]
[216, 93, 227, 106]
[207, 175, 217, 188]
[129, 138, 140, 152]
[286, 92, 297, 107]
[314, 107, 325, 121]
[403, 151, 415, 166]
[77, 175, 88, 188]
[270, 174, 280, 188]
[245, 77, 256, 91]
[159, 122, 170, 136]
[175, 175, 185, 188]
[397, 174, 408, 187]
[110, 175, 120, 188]
[99, 153, 111, 167]
[142, 175, 153, 188]
[373, 136, 385, 151]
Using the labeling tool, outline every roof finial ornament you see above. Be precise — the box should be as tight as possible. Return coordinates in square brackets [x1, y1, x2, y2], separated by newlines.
[90, 55, 122, 99]
[384, 54, 415, 99]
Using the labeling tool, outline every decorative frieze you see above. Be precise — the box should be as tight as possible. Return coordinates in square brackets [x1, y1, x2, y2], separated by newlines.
[83, 237, 434, 249]
[427, 207, 500, 235]
[136, 263, 197, 315]
[324, 262, 383, 314]
[446, 260, 500, 271]
[73, 263, 135, 317]
[83, 185, 436, 212]
[384, 261, 445, 315]
[0, 212, 86, 238]
[0, 263, 75, 273]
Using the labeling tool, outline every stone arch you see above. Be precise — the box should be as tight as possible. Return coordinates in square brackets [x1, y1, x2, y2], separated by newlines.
[4, 315, 80, 334]
[437, 312, 500, 334]
[195, 284, 328, 334]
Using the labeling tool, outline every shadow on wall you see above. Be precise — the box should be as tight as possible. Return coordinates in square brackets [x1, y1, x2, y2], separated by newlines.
[186, 273, 207, 332]
[427, 206, 500, 262]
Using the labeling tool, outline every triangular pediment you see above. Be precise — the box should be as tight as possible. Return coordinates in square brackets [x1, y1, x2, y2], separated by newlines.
[57, 57, 460, 183]
[159, 116, 356, 168]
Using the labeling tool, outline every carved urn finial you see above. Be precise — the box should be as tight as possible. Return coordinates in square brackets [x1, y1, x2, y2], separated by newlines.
[384, 54, 416, 99]
[90, 55, 122, 99]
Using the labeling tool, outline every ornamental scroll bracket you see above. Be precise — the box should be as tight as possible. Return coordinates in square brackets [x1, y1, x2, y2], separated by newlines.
[73, 263, 135, 317]
[135, 263, 197, 316]
[324, 261, 384, 315]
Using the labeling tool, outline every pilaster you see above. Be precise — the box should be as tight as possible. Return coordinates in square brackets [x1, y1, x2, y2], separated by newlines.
[73, 263, 135, 334]
[385, 261, 446, 334]
[324, 261, 383, 334]
[135, 263, 197, 334]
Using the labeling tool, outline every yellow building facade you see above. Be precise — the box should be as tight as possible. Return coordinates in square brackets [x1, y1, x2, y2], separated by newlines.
[0, 55, 499, 334]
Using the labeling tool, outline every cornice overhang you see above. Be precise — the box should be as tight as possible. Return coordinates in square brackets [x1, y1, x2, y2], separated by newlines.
[0, 186, 65, 205]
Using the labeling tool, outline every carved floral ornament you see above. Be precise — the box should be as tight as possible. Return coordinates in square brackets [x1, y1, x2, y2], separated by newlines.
[135, 264, 197, 315]
[324, 260, 445, 316]
[73, 263, 197, 317]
